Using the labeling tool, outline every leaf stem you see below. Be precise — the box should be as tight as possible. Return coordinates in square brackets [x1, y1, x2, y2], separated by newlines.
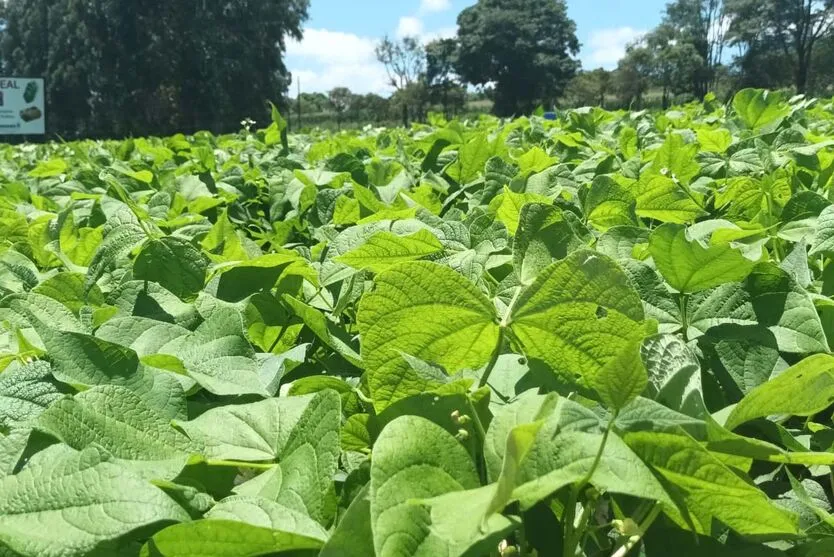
[564, 412, 618, 556]
[678, 293, 689, 341]
[562, 486, 580, 556]
[478, 327, 505, 389]
[205, 459, 277, 470]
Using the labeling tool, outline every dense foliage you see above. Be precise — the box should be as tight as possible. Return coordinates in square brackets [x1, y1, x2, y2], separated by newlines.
[455, 0, 580, 116]
[4, 90, 834, 556]
[1, 0, 309, 137]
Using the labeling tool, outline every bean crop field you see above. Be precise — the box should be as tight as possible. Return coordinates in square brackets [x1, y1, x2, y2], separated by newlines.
[3, 89, 834, 556]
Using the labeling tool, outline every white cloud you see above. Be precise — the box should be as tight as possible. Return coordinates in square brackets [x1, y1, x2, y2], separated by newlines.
[396, 16, 424, 39]
[584, 27, 646, 69]
[285, 22, 458, 95]
[287, 28, 377, 66]
[287, 28, 391, 95]
[419, 0, 451, 13]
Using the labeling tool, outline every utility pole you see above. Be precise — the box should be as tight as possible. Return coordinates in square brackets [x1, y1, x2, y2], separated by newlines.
[297, 77, 302, 130]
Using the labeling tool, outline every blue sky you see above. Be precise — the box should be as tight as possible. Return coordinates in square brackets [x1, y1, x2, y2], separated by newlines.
[285, 0, 668, 94]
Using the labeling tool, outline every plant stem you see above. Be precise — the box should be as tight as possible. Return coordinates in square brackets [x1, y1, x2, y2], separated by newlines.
[610, 503, 662, 557]
[478, 327, 505, 389]
[564, 412, 618, 556]
[267, 323, 290, 353]
[562, 485, 580, 557]
[678, 293, 689, 341]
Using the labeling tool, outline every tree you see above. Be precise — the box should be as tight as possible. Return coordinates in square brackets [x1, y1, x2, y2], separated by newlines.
[2, 0, 95, 136]
[454, 0, 580, 116]
[298, 92, 329, 113]
[2, 0, 310, 137]
[564, 69, 613, 107]
[646, 25, 709, 106]
[615, 44, 655, 108]
[375, 36, 424, 91]
[328, 87, 354, 129]
[375, 36, 425, 126]
[425, 38, 465, 117]
[350, 93, 390, 124]
[725, 0, 834, 93]
[662, 0, 728, 96]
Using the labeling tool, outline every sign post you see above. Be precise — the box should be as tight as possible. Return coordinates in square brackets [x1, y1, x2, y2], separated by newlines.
[0, 77, 45, 135]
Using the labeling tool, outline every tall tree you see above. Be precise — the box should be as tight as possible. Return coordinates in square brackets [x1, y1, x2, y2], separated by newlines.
[3, 0, 94, 136]
[662, 0, 728, 96]
[375, 36, 424, 91]
[615, 44, 655, 108]
[375, 36, 426, 126]
[425, 38, 465, 118]
[454, 0, 580, 116]
[646, 24, 709, 106]
[725, 0, 834, 93]
[564, 69, 613, 107]
[2, 0, 310, 137]
[328, 87, 354, 129]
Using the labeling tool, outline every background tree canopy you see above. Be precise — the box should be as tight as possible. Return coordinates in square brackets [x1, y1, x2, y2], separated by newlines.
[1, 0, 309, 138]
[2, 0, 834, 136]
[455, 0, 580, 116]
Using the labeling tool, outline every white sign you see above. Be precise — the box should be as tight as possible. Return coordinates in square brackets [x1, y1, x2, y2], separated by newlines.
[0, 77, 45, 135]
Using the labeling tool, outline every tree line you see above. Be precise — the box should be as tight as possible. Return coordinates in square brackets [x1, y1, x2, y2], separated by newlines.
[0, 0, 309, 138]
[568, 0, 834, 109]
[1, 0, 832, 137]
[315, 0, 834, 127]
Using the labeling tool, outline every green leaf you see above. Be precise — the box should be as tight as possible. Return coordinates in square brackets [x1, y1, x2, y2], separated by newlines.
[810, 204, 834, 257]
[490, 187, 551, 235]
[8, 291, 84, 333]
[140, 519, 323, 557]
[587, 337, 647, 410]
[513, 203, 581, 285]
[640, 334, 704, 417]
[358, 262, 500, 411]
[321, 485, 374, 557]
[28, 159, 67, 178]
[648, 134, 700, 185]
[370, 415, 483, 557]
[214, 252, 309, 303]
[206, 495, 328, 541]
[180, 390, 340, 525]
[0, 445, 188, 557]
[85, 208, 147, 294]
[733, 88, 790, 131]
[0, 360, 64, 431]
[335, 228, 443, 273]
[725, 354, 834, 430]
[37, 385, 193, 479]
[583, 175, 636, 231]
[635, 175, 705, 224]
[649, 223, 756, 293]
[697, 128, 733, 153]
[134, 237, 208, 299]
[447, 133, 499, 185]
[482, 392, 560, 480]
[517, 146, 556, 174]
[490, 407, 672, 512]
[157, 307, 268, 396]
[703, 324, 785, 398]
[38, 327, 145, 389]
[626, 431, 798, 536]
[283, 295, 362, 367]
[508, 250, 648, 388]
